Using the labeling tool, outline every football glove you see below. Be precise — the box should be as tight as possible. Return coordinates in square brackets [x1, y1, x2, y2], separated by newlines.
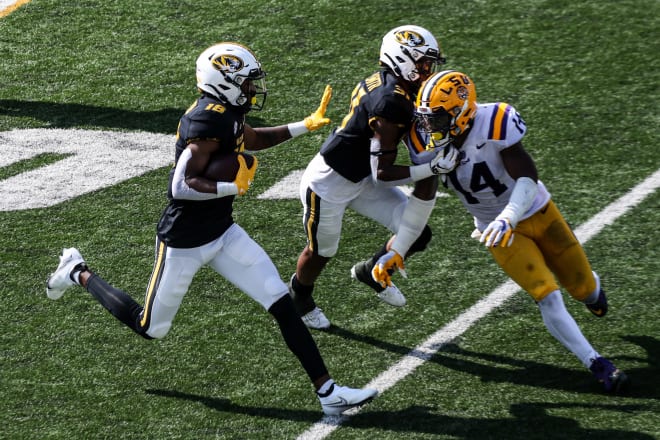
[234, 154, 258, 196]
[371, 250, 407, 288]
[303, 85, 332, 131]
[429, 144, 459, 174]
[480, 218, 514, 248]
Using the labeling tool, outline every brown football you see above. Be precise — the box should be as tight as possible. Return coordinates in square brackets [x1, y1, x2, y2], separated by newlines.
[203, 152, 255, 182]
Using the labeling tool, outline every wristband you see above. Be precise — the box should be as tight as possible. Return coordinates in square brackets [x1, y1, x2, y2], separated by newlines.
[409, 163, 434, 182]
[287, 121, 309, 137]
[216, 182, 239, 198]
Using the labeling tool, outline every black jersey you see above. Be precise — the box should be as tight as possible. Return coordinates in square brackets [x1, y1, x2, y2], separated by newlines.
[320, 69, 414, 182]
[157, 94, 246, 248]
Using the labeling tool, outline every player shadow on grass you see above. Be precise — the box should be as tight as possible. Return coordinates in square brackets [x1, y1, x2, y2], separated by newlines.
[0, 99, 268, 133]
[350, 402, 655, 440]
[431, 336, 659, 399]
[329, 325, 659, 398]
[145, 389, 654, 439]
[145, 389, 322, 423]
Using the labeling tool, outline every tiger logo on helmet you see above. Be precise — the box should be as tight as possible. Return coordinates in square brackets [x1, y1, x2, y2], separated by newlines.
[415, 70, 477, 149]
[379, 25, 444, 84]
[211, 54, 243, 73]
[196, 42, 267, 111]
[394, 30, 425, 47]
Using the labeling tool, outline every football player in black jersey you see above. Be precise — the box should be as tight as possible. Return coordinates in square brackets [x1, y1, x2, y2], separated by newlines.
[289, 26, 457, 329]
[46, 42, 377, 415]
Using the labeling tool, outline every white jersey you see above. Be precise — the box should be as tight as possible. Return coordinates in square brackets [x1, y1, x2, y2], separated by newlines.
[406, 102, 551, 230]
[302, 152, 372, 204]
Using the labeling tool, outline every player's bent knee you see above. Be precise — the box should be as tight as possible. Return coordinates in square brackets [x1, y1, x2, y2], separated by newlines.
[255, 275, 290, 311]
[530, 285, 558, 303]
[305, 242, 337, 259]
[267, 293, 297, 320]
[566, 272, 598, 302]
[264, 275, 288, 296]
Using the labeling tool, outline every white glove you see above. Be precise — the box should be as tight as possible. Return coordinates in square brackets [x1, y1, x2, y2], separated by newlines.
[480, 218, 514, 248]
[429, 144, 459, 174]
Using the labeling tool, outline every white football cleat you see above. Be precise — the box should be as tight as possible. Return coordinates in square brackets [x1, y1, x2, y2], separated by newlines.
[376, 284, 406, 307]
[301, 307, 331, 330]
[46, 248, 86, 300]
[350, 263, 406, 307]
[318, 383, 378, 415]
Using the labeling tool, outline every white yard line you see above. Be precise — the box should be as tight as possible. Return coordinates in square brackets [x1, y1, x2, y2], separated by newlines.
[0, 0, 30, 17]
[297, 168, 660, 440]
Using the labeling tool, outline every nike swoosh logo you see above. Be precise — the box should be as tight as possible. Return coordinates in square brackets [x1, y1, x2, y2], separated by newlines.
[324, 397, 349, 407]
[476, 143, 486, 149]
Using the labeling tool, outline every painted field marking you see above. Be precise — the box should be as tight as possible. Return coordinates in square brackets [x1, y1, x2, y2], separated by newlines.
[0, 0, 30, 17]
[0, 128, 173, 211]
[297, 167, 660, 439]
[1, 128, 445, 211]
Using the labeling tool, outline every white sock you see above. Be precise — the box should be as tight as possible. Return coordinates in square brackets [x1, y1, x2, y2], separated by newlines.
[70, 264, 85, 285]
[583, 271, 601, 304]
[317, 379, 335, 395]
[538, 290, 599, 368]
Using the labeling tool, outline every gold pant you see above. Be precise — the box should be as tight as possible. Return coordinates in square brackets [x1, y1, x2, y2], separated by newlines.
[489, 200, 596, 302]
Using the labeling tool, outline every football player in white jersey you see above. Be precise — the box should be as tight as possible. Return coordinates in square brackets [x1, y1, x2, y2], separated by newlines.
[46, 42, 378, 415]
[388, 70, 628, 393]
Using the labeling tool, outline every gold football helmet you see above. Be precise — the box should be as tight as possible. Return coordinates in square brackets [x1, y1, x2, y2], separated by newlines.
[415, 70, 477, 148]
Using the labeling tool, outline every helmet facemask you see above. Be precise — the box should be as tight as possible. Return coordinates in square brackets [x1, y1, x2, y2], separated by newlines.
[416, 108, 452, 149]
[411, 55, 444, 84]
[232, 69, 267, 111]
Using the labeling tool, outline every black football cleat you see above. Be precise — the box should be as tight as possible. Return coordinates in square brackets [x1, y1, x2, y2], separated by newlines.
[586, 289, 608, 317]
[589, 357, 629, 393]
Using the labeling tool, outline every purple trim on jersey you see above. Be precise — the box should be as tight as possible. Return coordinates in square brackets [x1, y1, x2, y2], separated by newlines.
[487, 103, 498, 139]
[499, 104, 510, 140]
[487, 103, 511, 140]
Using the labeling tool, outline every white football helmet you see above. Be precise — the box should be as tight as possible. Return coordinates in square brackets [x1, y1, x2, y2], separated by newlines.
[379, 25, 444, 85]
[196, 42, 267, 111]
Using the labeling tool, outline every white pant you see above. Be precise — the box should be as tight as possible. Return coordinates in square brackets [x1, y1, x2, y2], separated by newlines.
[300, 153, 408, 257]
[143, 223, 288, 338]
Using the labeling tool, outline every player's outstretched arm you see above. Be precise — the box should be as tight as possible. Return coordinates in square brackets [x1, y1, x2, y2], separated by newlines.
[245, 85, 333, 151]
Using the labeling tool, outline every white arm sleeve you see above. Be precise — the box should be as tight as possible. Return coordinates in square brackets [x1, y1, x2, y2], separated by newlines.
[171, 148, 238, 200]
[390, 194, 436, 256]
[496, 176, 538, 227]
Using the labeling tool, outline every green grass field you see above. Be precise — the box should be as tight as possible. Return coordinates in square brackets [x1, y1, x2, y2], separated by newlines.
[1, 0, 659, 438]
